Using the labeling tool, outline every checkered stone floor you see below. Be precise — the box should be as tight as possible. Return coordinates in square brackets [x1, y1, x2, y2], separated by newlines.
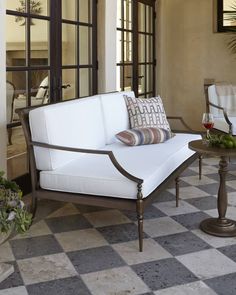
[1, 157, 236, 294]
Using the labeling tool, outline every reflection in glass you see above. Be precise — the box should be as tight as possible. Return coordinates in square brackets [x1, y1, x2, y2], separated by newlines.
[30, 19, 49, 65]
[138, 2, 145, 32]
[147, 36, 153, 62]
[117, 0, 122, 28]
[138, 34, 145, 63]
[6, 71, 27, 122]
[223, 13, 236, 26]
[124, 65, 132, 91]
[139, 65, 145, 94]
[62, 0, 77, 20]
[7, 0, 26, 11]
[30, 70, 49, 104]
[146, 6, 153, 34]
[62, 23, 77, 65]
[62, 69, 77, 100]
[124, 32, 132, 62]
[224, 0, 236, 10]
[79, 0, 91, 23]
[146, 65, 153, 93]
[124, 0, 132, 30]
[80, 68, 92, 97]
[6, 15, 26, 67]
[117, 30, 122, 63]
[79, 26, 91, 65]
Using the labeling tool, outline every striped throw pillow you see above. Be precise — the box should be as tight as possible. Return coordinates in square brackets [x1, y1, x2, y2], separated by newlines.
[116, 127, 174, 146]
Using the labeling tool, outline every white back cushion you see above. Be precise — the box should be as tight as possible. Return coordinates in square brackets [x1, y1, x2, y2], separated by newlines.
[100, 91, 135, 144]
[29, 96, 106, 171]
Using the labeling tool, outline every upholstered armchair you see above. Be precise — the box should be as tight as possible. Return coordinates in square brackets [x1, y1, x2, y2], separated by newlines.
[204, 83, 236, 135]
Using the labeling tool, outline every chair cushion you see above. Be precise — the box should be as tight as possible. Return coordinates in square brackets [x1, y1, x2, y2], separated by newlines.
[99, 91, 135, 144]
[116, 127, 174, 146]
[40, 133, 201, 199]
[124, 95, 171, 130]
[29, 96, 106, 171]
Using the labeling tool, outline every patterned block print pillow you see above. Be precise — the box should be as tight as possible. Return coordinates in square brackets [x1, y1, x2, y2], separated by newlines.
[124, 95, 171, 130]
[116, 127, 174, 146]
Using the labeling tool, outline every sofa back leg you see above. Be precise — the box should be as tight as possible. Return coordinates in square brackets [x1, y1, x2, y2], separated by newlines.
[30, 191, 38, 218]
[137, 184, 144, 252]
[175, 177, 180, 207]
[199, 155, 203, 180]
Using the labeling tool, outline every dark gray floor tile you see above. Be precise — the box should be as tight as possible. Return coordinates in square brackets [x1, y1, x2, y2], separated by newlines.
[132, 258, 198, 291]
[27, 276, 91, 295]
[46, 214, 92, 233]
[75, 204, 109, 213]
[180, 168, 199, 177]
[197, 183, 235, 195]
[154, 190, 176, 203]
[67, 246, 125, 274]
[205, 273, 236, 295]
[97, 223, 148, 244]
[185, 196, 217, 211]
[0, 262, 24, 290]
[122, 205, 166, 221]
[35, 199, 64, 222]
[172, 211, 211, 230]
[218, 244, 236, 262]
[155, 231, 211, 256]
[10, 235, 63, 260]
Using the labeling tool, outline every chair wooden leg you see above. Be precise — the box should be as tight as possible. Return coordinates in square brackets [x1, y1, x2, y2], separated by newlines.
[175, 177, 180, 207]
[137, 184, 144, 252]
[7, 129, 12, 145]
[31, 192, 38, 219]
[199, 155, 203, 180]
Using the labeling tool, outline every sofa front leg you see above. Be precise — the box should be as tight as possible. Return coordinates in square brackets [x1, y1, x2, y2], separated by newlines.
[137, 184, 144, 252]
[175, 177, 180, 207]
[199, 155, 203, 180]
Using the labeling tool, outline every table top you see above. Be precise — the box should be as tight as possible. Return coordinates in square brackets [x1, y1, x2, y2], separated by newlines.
[189, 140, 236, 157]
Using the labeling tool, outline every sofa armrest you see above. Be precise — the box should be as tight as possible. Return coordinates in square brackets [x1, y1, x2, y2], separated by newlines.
[208, 102, 233, 134]
[30, 141, 143, 185]
[167, 116, 203, 136]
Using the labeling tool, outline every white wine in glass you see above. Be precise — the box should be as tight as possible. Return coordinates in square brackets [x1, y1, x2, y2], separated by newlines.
[202, 113, 214, 139]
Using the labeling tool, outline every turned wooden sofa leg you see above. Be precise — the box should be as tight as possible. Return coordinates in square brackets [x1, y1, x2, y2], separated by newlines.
[175, 177, 180, 207]
[137, 184, 144, 252]
[199, 155, 203, 180]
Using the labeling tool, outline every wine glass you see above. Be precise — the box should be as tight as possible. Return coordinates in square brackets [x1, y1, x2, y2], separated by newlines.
[202, 113, 214, 139]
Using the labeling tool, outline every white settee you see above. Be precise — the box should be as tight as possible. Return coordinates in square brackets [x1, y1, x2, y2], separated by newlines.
[18, 91, 201, 251]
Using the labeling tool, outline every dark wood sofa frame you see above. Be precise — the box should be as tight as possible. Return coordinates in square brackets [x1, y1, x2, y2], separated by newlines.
[17, 106, 202, 252]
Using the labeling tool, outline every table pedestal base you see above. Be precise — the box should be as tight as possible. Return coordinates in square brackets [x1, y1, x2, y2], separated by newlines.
[200, 218, 236, 237]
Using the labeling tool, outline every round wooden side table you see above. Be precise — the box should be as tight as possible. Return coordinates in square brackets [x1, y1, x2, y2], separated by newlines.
[189, 139, 236, 237]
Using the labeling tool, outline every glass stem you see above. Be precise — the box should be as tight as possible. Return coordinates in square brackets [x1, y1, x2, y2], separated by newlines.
[206, 129, 210, 139]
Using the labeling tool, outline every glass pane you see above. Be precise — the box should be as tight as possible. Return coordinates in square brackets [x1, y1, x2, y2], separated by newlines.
[79, 26, 92, 65]
[117, 30, 122, 63]
[7, 71, 27, 121]
[62, 23, 77, 65]
[147, 36, 153, 62]
[124, 0, 132, 30]
[117, 0, 122, 28]
[62, 69, 77, 100]
[224, 0, 236, 10]
[79, 0, 91, 23]
[30, 0, 49, 17]
[146, 65, 153, 93]
[124, 65, 132, 91]
[30, 19, 49, 65]
[116, 66, 123, 91]
[30, 70, 49, 105]
[7, 0, 26, 11]
[138, 34, 145, 63]
[223, 12, 236, 26]
[6, 15, 27, 67]
[138, 65, 145, 94]
[124, 32, 132, 62]
[146, 6, 153, 34]
[62, 0, 77, 21]
[80, 68, 92, 97]
[138, 2, 145, 32]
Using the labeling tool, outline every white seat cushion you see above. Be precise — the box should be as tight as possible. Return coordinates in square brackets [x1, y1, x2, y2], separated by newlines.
[29, 96, 106, 171]
[99, 91, 135, 144]
[40, 133, 201, 199]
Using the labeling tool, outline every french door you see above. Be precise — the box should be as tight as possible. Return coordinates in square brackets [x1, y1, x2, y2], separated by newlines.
[6, 0, 97, 181]
[117, 0, 156, 98]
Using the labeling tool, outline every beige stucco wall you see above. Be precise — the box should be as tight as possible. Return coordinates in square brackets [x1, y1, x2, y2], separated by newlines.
[0, 0, 6, 172]
[157, 0, 236, 130]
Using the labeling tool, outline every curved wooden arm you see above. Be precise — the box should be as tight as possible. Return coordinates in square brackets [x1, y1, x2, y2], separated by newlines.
[30, 141, 143, 185]
[167, 116, 203, 136]
[208, 102, 233, 134]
